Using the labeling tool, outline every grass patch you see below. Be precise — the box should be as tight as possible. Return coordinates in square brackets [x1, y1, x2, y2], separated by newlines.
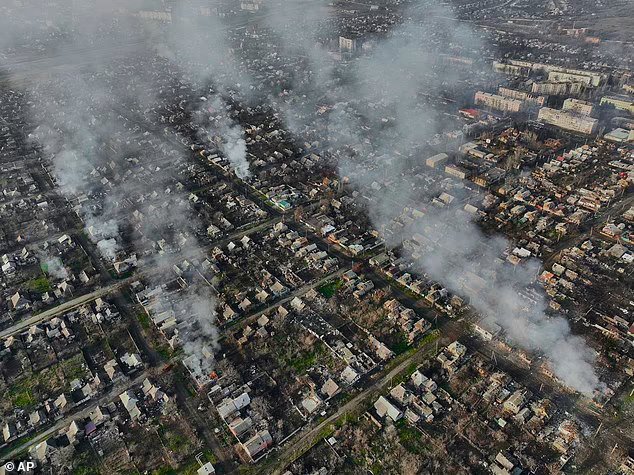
[61, 353, 90, 381]
[175, 450, 218, 475]
[6, 352, 88, 411]
[72, 465, 101, 475]
[166, 433, 188, 452]
[318, 279, 343, 298]
[27, 275, 52, 293]
[71, 451, 101, 475]
[156, 345, 174, 360]
[7, 382, 39, 411]
[392, 361, 421, 387]
[158, 423, 192, 455]
[417, 330, 441, 348]
[9, 387, 34, 408]
[316, 424, 335, 441]
[385, 330, 440, 374]
[438, 380, 458, 399]
[137, 312, 151, 330]
[198, 449, 218, 465]
[288, 352, 317, 373]
[152, 467, 178, 475]
[68, 258, 87, 275]
[389, 332, 411, 356]
[369, 461, 383, 474]
[395, 419, 426, 455]
[387, 277, 422, 301]
[174, 369, 197, 397]
[285, 342, 327, 374]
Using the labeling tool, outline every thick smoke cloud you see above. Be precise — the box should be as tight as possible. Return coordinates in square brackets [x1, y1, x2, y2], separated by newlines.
[177, 286, 221, 376]
[3, 0, 221, 375]
[220, 121, 250, 179]
[257, 0, 601, 394]
[405, 209, 600, 394]
[151, 1, 252, 179]
[40, 255, 69, 281]
[159, 0, 253, 92]
[197, 96, 251, 179]
[1, 0, 602, 394]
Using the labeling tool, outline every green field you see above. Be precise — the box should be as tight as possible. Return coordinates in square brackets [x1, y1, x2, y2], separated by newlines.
[318, 279, 344, 298]
[27, 275, 52, 293]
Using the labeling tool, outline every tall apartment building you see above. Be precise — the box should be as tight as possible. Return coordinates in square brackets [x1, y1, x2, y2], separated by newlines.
[508, 60, 607, 86]
[538, 107, 599, 135]
[138, 10, 172, 21]
[493, 61, 529, 77]
[475, 91, 523, 113]
[445, 164, 469, 180]
[562, 98, 594, 116]
[498, 87, 545, 107]
[426, 153, 449, 168]
[548, 71, 593, 86]
[600, 95, 634, 113]
[531, 81, 584, 96]
[339, 36, 357, 51]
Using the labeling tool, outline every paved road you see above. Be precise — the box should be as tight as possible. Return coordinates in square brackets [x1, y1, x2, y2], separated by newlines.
[0, 217, 281, 340]
[224, 267, 349, 331]
[268, 330, 445, 475]
[0, 281, 132, 340]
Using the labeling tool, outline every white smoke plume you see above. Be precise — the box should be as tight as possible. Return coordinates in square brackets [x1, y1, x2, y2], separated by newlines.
[219, 120, 249, 179]
[176, 286, 220, 375]
[2, 0, 220, 374]
[96, 238, 119, 262]
[0, 0, 603, 394]
[196, 96, 251, 179]
[158, 0, 253, 93]
[27, 72, 124, 262]
[254, 0, 601, 394]
[403, 208, 600, 394]
[40, 255, 69, 280]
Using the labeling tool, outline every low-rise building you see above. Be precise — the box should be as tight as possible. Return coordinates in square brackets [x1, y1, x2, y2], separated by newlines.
[242, 430, 273, 461]
[374, 395, 403, 422]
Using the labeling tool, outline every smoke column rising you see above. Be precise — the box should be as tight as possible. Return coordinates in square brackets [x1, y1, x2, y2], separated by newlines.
[256, 0, 601, 394]
[40, 255, 70, 280]
[195, 96, 251, 179]
[3, 0, 222, 375]
[0, 0, 602, 393]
